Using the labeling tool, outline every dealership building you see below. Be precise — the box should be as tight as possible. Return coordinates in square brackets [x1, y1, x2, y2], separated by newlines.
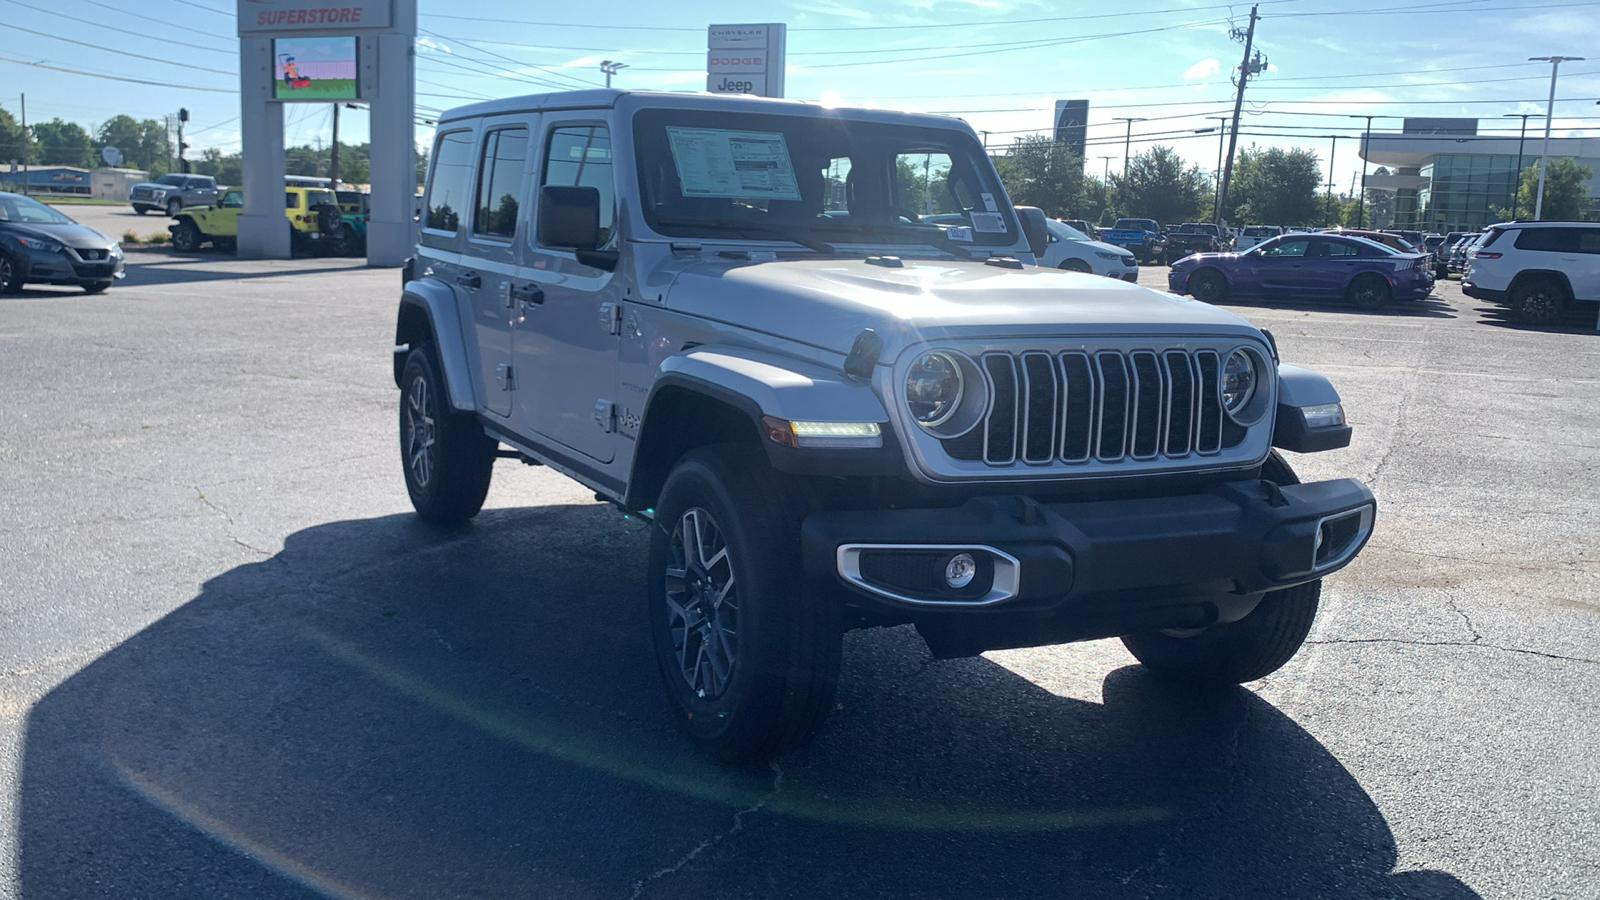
[1360, 117, 1600, 231]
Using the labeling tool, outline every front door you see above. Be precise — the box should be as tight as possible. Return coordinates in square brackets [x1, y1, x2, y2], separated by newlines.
[462, 119, 536, 417]
[512, 118, 622, 465]
[1254, 236, 1315, 293]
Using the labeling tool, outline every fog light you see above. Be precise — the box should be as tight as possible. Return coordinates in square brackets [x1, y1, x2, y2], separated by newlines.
[944, 552, 977, 589]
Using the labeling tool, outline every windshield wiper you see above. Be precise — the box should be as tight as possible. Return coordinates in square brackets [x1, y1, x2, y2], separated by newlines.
[652, 217, 835, 254]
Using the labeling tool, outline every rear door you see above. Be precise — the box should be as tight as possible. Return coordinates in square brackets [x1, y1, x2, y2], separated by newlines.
[1567, 227, 1600, 300]
[1310, 238, 1363, 297]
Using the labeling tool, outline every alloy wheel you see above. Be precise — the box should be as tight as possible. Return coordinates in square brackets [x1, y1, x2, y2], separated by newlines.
[404, 375, 437, 488]
[664, 507, 739, 700]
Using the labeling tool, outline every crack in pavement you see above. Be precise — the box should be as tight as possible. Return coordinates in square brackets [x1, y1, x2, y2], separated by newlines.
[192, 486, 273, 557]
[1444, 594, 1483, 644]
[1305, 637, 1596, 665]
[627, 761, 784, 900]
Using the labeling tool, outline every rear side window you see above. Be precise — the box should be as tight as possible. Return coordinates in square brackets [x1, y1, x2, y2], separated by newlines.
[1579, 230, 1600, 254]
[473, 128, 528, 239]
[1513, 228, 1578, 252]
[426, 130, 476, 233]
[285, 192, 298, 209]
[541, 125, 615, 245]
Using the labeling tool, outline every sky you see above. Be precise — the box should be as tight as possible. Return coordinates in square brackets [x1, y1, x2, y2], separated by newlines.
[2, 0, 1599, 194]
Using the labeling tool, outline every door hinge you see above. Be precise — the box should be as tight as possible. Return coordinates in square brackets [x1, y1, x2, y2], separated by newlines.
[594, 399, 616, 432]
[495, 363, 517, 391]
[599, 301, 622, 335]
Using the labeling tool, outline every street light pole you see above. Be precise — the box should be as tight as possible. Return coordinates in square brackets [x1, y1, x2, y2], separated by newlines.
[1114, 117, 1146, 175]
[1325, 134, 1338, 226]
[599, 60, 628, 88]
[1348, 114, 1378, 228]
[1098, 155, 1115, 184]
[1529, 55, 1584, 220]
[1502, 112, 1537, 218]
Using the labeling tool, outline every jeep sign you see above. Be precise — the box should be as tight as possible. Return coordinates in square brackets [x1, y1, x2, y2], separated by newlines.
[706, 23, 785, 97]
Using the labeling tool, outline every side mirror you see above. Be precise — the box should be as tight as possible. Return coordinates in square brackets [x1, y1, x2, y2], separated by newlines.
[1014, 206, 1049, 259]
[537, 184, 601, 250]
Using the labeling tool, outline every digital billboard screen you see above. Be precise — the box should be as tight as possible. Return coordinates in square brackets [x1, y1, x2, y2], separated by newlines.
[273, 36, 358, 101]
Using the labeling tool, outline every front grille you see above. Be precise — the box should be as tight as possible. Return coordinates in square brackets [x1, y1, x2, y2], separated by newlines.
[76, 248, 108, 260]
[944, 348, 1237, 467]
[132, 188, 153, 200]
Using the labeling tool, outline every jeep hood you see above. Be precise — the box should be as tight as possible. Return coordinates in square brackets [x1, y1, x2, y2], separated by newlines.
[660, 257, 1262, 358]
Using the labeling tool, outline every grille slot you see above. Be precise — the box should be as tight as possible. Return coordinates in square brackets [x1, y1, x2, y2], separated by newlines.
[953, 347, 1243, 467]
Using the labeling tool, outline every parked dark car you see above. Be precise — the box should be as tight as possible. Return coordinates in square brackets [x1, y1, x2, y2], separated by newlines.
[1167, 232, 1434, 310]
[0, 191, 124, 294]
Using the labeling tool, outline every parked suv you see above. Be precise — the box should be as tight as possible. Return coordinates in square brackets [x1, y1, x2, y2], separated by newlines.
[169, 186, 344, 254]
[129, 173, 219, 216]
[395, 90, 1376, 762]
[1462, 221, 1600, 325]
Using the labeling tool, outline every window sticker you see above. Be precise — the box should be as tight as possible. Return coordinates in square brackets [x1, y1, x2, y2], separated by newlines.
[946, 226, 974, 242]
[666, 126, 802, 200]
[970, 212, 1007, 233]
[980, 192, 1000, 213]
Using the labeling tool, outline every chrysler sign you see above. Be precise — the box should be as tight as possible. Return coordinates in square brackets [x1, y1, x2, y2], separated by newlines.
[706, 23, 785, 97]
[237, 0, 392, 33]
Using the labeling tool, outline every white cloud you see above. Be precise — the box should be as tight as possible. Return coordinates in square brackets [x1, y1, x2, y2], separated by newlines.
[415, 37, 450, 54]
[1183, 58, 1221, 80]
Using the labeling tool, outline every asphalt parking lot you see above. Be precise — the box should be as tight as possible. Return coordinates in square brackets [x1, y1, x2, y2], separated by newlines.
[0, 253, 1595, 899]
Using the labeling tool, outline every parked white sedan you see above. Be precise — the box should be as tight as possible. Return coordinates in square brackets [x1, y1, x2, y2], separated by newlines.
[1041, 219, 1140, 282]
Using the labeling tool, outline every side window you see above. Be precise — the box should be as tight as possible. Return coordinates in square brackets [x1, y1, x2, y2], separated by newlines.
[426, 130, 476, 233]
[541, 125, 614, 244]
[285, 192, 298, 210]
[472, 127, 528, 240]
[1261, 238, 1311, 258]
[1514, 228, 1577, 253]
[1577, 230, 1600, 254]
[894, 152, 963, 216]
[1320, 240, 1359, 258]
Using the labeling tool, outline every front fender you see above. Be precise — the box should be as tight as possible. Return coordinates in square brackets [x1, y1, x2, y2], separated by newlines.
[656, 346, 889, 425]
[1274, 364, 1351, 452]
[395, 280, 476, 413]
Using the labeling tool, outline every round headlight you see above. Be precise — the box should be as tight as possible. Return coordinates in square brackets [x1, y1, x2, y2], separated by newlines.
[906, 351, 964, 427]
[1221, 349, 1257, 414]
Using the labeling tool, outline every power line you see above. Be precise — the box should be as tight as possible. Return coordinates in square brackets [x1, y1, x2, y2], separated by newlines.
[0, 0, 235, 54]
[0, 55, 237, 92]
[73, 0, 234, 41]
[0, 23, 238, 76]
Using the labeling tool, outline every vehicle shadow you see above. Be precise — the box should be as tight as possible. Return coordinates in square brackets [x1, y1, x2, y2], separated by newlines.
[1223, 293, 1459, 319]
[18, 508, 1478, 899]
[1471, 303, 1600, 335]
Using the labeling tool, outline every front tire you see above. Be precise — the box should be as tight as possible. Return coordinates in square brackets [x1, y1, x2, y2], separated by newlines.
[399, 346, 495, 524]
[165, 198, 183, 217]
[1058, 258, 1092, 274]
[1188, 268, 1228, 303]
[648, 445, 843, 763]
[1120, 452, 1321, 687]
[0, 253, 22, 294]
[82, 282, 111, 294]
[1510, 278, 1568, 326]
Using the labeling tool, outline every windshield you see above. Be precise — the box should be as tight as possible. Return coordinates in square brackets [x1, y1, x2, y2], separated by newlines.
[0, 193, 77, 225]
[156, 174, 187, 186]
[634, 109, 1016, 253]
[1243, 226, 1276, 236]
[1112, 219, 1154, 230]
[1048, 220, 1091, 242]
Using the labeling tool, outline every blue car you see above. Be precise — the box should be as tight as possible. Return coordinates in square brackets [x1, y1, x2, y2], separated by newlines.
[1167, 232, 1434, 310]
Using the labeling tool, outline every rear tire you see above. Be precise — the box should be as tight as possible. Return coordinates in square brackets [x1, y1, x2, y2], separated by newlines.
[399, 345, 496, 524]
[1347, 274, 1392, 310]
[1510, 278, 1568, 326]
[170, 220, 202, 252]
[647, 445, 843, 763]
[1120, 452, 1322, 687]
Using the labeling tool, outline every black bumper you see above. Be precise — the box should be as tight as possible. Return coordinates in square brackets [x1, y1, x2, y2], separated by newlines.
[802, 477, 1375, 625]
[1461, 282, 1506, 303]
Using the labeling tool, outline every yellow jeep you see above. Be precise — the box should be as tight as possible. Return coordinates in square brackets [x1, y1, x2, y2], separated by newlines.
[169, 186, 343, 254]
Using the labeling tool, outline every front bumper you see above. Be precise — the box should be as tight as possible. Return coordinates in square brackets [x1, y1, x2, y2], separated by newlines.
[16, 248, 124, 286]
[802, 477, 1375, 650]
[1167, 268, 1191, 292]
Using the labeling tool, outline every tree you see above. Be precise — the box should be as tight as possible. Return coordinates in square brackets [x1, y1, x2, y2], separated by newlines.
[194, 148, 242, 186]
[0, 105, 34, 166]
[1111, 145, 1207, 225]
[1227, 146, 1322, 226]
[993, 135, 1083, 217]
[95, 115, 170, 173]
[31, 119, 94, 168]
[1076, 177, 1113, 226]
[1497, 159, 1595, 221]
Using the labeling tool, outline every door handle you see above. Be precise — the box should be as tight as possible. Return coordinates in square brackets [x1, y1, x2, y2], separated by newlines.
[457, 271, 481, 289]
[511, 283, 544, 307]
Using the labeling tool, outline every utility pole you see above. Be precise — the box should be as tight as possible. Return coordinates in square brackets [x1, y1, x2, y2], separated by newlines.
[329, 103, 341, 189]
[1216, 5, 1263, 230]
[1098, 155, 1115, 184]
[177, 107, 189, 174]
[1324, 134, 1338, 226]
[18, 92, 26, 196]
[1114, 117, 1146, 175]
[1209, 116, 1229, 222]
[1529, 55, 1583, 220]
[1348, 114, 1380, 228]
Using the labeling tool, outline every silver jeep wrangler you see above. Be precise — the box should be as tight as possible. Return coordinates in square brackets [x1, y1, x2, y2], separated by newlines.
[395, 90, 1376, 762]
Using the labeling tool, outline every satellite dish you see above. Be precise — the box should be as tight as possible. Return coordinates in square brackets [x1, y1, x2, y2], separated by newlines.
[101, 146, 123, 167]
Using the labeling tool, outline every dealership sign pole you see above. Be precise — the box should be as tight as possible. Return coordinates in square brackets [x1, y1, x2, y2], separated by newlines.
[706, 24, 786, 97]
[236, 0, 416, 265]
